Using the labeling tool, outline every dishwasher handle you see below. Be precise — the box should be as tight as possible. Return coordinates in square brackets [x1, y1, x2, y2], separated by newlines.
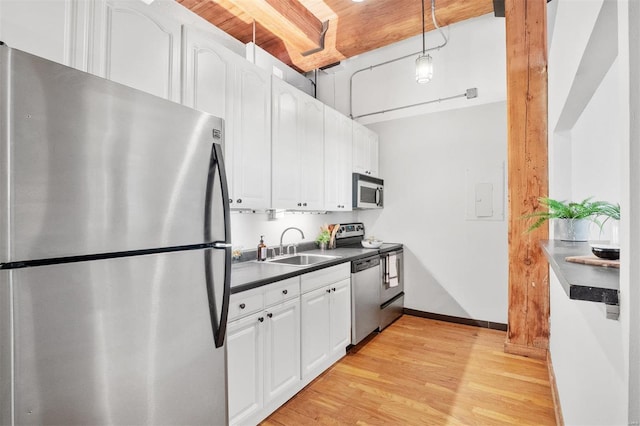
[351, 255, 380, 273]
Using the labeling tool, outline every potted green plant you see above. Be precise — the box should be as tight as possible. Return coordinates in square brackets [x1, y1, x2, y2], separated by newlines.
[524, 197, 609, 241]
[315, 226, 331, 250]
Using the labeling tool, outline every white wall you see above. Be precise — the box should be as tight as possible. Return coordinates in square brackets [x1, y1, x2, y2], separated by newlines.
[316, 13, 506, 125]
[548, 0, 631, 424]
[230, 211, 356, 253]
[360, 101, 508, 324]
[619, 0, 640, 423]
[549, 274, 627, 426]
[570, 58, 621, 241]
[306, 11, 511, 324]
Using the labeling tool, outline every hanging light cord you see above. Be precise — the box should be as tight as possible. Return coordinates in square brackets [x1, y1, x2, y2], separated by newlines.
[348, 0, 448, 118]
[421, 0, 426, 54]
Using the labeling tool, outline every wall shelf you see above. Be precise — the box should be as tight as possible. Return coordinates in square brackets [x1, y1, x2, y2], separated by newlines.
[540, 240, 619, 308]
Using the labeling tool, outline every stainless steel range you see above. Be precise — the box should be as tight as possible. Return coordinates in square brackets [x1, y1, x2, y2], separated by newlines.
[334, 223, 404, 343]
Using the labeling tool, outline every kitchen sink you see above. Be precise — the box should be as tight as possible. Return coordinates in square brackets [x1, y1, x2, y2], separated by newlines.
[264, 254, 340, 266]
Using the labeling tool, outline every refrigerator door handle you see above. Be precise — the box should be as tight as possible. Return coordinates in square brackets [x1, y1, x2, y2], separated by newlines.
[212, 242, 233, 249]
[204, 142, 232, 348]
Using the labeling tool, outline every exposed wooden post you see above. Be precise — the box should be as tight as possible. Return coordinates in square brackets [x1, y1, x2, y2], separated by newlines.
[504, 0, 549, 359]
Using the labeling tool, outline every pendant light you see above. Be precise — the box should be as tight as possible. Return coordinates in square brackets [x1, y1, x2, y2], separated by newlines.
[416, 0, 433, 83]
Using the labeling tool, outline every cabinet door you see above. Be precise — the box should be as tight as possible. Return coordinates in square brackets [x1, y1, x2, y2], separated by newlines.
[299, 96, 324, 210]
[352, 121, 369, 175]
[368, 131, 380, 177]
[181, 26, 234, 118]
[231, 62, 271, 209]
[264, 298, 300, 404]
[330, 279, 352, 355]
[352, 121, 379, 177]
[91, 0, 181, 101]
[300, 286, 331, 379]
[227, 312, 264, 425]
[271, 77, 301, 209]
[324, 107, 353, 211]
[0, 0, 73, 67]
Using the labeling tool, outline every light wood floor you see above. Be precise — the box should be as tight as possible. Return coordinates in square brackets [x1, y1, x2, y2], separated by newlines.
[262, 315, 556, 425]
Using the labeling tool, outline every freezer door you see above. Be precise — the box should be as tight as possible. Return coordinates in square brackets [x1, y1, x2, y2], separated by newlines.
[6, 249, 227, 425]
[0, 46, 229, 263]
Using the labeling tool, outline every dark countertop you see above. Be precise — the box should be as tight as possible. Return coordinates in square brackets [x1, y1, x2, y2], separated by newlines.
[231, 243, 403, 294]
[540, 240, 619, 305]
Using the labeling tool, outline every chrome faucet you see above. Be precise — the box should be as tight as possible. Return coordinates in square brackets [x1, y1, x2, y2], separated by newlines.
[279, 227, 305, 256]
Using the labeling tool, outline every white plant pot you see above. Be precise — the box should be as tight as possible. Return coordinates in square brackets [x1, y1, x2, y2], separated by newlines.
[553, 219, 591, 241]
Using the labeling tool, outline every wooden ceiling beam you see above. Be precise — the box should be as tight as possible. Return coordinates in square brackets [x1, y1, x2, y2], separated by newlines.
[226, 0, 325, 53]
[178, 0, 496, 72]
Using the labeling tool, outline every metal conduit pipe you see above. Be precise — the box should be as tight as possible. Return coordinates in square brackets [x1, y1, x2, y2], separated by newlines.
[348, 0, 448, 118]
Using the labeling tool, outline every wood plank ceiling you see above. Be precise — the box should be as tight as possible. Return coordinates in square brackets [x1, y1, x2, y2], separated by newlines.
[176, 0, 495, 72]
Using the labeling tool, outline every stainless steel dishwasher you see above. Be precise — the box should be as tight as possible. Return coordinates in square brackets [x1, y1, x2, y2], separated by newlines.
[351, 254, 381, 345]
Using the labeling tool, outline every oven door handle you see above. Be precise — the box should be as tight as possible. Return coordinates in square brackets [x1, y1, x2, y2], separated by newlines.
[382, 254, 389, 286]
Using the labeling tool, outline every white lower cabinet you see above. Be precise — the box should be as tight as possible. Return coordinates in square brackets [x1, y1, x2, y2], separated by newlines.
[227, 264, 351, 426]
[300, 286, 331, 378]
[227, 311, 264, 424]
[301, 278, 351, 380]
[264, 298, 300, 404]
[227, 278, 301, 426]
[329, 279, 352, 354]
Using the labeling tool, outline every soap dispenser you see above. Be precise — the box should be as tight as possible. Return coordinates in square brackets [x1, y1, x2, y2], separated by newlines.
[257, 235, 267, 261]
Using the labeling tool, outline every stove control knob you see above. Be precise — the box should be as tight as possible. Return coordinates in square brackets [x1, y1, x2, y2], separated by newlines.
[340, 226, 345, 233]
[357, 225, 363, 231]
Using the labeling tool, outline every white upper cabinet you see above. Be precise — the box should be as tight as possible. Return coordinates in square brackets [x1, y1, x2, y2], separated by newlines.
[271, 77, 324, 211]
[182, 26, 270, 210]
[90, 0, 181, 101]
[352, 121, 379, 177]
[0, 0, 83, 68]
[271, 78, 300, 209]
[230, 61, 271, 210]
[299, 95, 325, 210]
[181, 25, 234, 118]
[324, 106, 353, 211]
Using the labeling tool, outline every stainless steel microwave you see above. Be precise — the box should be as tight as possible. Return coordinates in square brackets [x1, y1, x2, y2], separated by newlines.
[352, 173, 383, 209]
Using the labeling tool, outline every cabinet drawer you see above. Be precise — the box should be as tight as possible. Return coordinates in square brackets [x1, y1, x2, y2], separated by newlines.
[301, 263, 350, 294]
[229, 287, 264, 321]
[265, 277, 300, 307]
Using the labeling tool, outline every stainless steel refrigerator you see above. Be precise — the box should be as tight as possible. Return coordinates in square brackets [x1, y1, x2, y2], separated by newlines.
[0, 44, 231, 425]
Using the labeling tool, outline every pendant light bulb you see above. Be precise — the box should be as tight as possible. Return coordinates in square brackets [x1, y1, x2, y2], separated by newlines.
[415, 54, 433, 84]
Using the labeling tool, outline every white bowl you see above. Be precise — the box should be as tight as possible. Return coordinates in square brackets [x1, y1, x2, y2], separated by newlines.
[361, 240, 383, 248]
